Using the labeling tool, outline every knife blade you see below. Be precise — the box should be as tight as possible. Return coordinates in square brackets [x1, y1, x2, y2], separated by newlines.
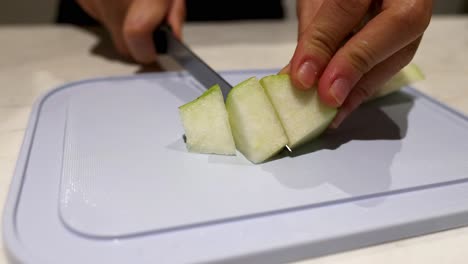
[153, 25, 233, 99]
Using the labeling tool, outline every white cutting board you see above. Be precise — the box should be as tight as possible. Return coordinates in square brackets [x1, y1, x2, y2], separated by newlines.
[3, 70, 468, 264]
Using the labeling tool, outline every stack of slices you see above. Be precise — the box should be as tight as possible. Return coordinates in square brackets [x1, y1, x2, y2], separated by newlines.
[178, 64, 424, 164]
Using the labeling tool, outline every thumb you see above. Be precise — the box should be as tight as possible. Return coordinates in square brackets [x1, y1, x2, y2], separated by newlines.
[167, 0, 186, 40]
[296, 0, 324, 36]
[123, 0, 171, 64]
[289, 0, 371, 92]
[280, 0, 322, 75]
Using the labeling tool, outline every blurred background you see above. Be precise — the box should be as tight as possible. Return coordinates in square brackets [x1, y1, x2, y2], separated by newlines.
[0, 0, 467, 24]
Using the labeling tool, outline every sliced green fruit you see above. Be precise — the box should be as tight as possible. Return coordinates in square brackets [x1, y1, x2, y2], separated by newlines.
[260, 63, 424, 149]
[178, 63, 424, 161]
[179, 84, 236, 155]
[226, 77, 288, 163]
[261, 74, 337, 149]
[369, 63, 425, 100]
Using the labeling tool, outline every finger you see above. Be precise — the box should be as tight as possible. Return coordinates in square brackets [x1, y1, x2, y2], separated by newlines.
[279, 63, 291, 74]
[97, 0, 132, 58]
[329, 38, 422, 129]
[167, 0, 186, 40]
[76, 0, 100, 19]
[124, 0, 171, 64]
[108, 24, 132, 59]
[318, 0, 432, 107]
[285, 0, 323, 74]
[296, 0, 324, 36]
[290, 0, 373, 90]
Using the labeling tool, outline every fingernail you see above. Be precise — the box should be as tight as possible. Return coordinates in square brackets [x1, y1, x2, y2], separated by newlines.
[330, 78, 351, 106]
[329, 110, 347, 129]
[329, 119, 341, 129]
[329, 119, 340, 129]
[279, 63, 290, 74]
[297, 60, 318, 89]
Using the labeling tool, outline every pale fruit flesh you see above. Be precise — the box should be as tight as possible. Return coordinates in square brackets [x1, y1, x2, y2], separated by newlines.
[226, 77, 288, 163]
[261, 74, 337, 149]
[179, 84, 236, 155]
[178, 63, 424, 161]
[260, 63, 424, 149]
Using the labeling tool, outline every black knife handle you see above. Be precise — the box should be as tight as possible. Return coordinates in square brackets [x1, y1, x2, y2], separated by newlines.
[153, 24, 173, 54]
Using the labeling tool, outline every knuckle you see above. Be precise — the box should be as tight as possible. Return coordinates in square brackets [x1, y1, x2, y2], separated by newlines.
[346, 40, 377, 74]
[302, 26, 338, 59]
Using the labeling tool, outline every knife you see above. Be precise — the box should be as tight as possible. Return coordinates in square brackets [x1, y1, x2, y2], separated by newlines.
[153, 25, 233, 99]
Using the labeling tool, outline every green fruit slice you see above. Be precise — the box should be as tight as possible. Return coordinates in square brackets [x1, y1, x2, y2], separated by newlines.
[226, 77, 288, 163]
[179, 84, 236, 155]
[369, 63, 425, 100]
[261, 74, 337, 149]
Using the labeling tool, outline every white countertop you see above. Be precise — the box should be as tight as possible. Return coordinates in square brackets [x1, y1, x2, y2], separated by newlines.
[1, 16, 468, 263]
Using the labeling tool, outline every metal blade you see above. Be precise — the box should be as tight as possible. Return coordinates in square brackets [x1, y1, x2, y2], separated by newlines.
[154, 26, 233, 99]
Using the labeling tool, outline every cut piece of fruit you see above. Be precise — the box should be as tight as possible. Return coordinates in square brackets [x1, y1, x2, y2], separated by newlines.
[226, 77, 288, 163]
[261, 74, 337, 149]
[369, 63, 425, 100]
[179, 84, 236, 155]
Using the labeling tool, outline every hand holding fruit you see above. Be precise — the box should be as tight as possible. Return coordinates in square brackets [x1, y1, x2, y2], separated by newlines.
[285, 0, 432, 128]
[76, 0, 185, 64]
